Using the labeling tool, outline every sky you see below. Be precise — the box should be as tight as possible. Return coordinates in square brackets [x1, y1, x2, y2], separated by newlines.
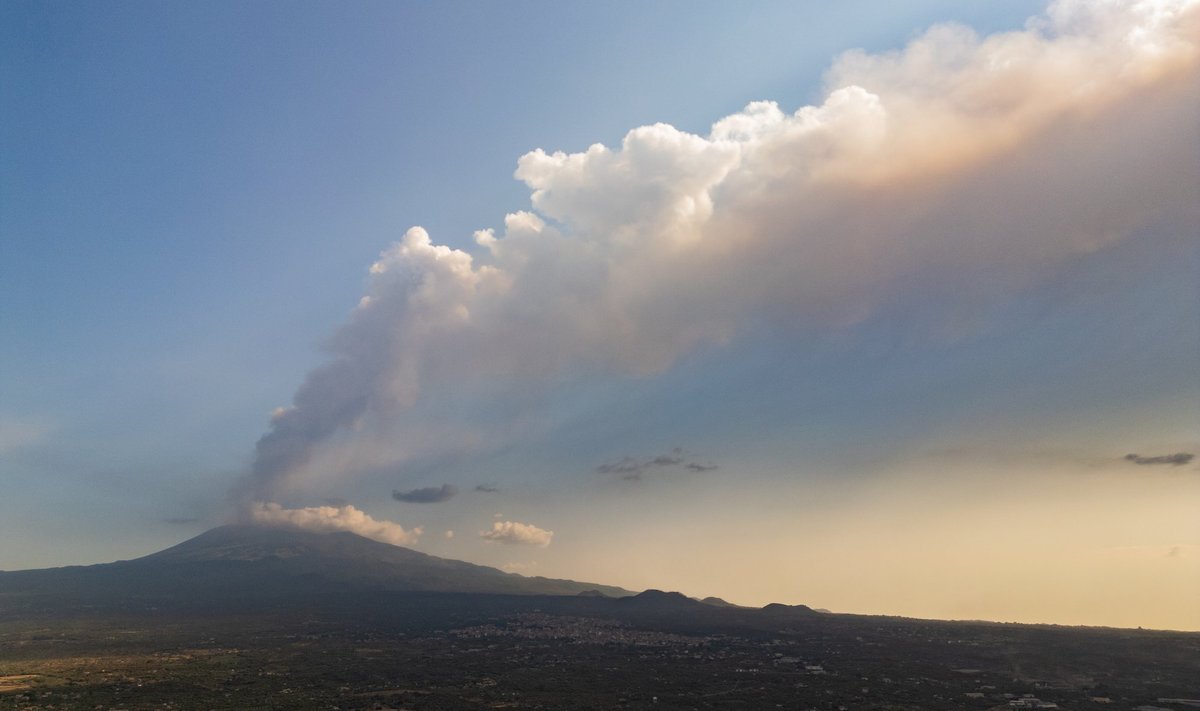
[2, 0, 1197, 631]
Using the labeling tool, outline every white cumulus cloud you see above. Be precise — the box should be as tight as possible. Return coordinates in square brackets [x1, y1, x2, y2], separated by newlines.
[480, 520, 554, 547]
[249, 501, 422, 546]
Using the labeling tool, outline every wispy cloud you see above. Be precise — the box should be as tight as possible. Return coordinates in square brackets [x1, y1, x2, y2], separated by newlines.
[595, 457, 645, 475]
[249, 501, 422, 546]
[392, 484, 459, 503]
[1124, 452, 1194, 466]
[1108, 544, 1199, 560]
[480, 520, 554, 547]
[596, 449, 720, 480]
[475, 483, 500, 494]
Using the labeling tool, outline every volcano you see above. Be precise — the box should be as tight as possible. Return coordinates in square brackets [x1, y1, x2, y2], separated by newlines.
[0, 524, 632, 613]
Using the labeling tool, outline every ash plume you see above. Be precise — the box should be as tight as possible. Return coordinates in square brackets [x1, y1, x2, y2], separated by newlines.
[229, 0, 1200, 506]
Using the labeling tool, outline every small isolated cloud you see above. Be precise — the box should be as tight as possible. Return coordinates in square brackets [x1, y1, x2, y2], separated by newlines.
[392, 484, 459, 503]
[686, 463, 719, 472]
[475, 483, 500, 493]
[480, 520, 554, 547]
[1124, 452, 1194, 466]
[444, 529, 455, 539]
[250, 501, 422, 546]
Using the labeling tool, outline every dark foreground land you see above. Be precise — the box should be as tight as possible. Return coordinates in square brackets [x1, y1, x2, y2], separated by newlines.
[2, 590, 1197, 711]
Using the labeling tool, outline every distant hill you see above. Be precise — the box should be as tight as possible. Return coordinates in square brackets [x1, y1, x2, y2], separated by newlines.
[619, 589, 702, 609]
[0, 524, 632, 609]
[762, 602, 817, 615]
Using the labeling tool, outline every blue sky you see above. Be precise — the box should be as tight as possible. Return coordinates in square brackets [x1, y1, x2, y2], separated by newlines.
[2, 0, 1197, 630]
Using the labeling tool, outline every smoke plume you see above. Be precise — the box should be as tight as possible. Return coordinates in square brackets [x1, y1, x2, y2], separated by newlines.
[233, 0, 1200, 504]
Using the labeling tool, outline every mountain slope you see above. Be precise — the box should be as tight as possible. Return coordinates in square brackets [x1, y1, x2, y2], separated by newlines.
[0, 524, 633, 607]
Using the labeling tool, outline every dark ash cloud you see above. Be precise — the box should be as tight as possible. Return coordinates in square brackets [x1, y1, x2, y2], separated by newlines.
[475, 483, 500, 494]
[392, 484, 459, 503]
[1124, 452, 1194, 466]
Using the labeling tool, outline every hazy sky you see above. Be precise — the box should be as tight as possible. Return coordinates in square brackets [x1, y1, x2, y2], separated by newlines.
[2, 0, 1197, 631]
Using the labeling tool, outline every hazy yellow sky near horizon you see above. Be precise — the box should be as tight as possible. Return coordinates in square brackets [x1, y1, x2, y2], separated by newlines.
[522, 452, 1200, 631]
